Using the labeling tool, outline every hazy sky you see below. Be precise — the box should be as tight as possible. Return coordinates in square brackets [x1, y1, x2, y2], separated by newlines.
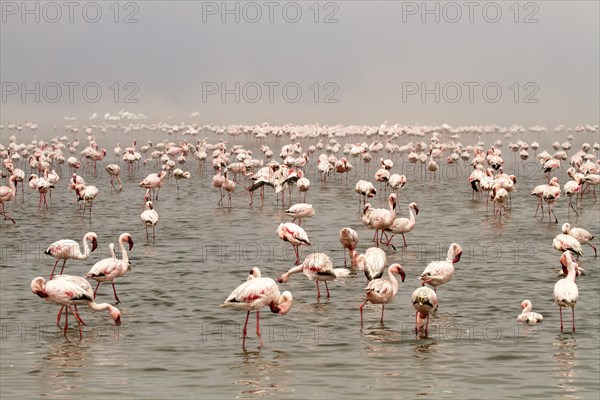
[1, 1, 598, 127]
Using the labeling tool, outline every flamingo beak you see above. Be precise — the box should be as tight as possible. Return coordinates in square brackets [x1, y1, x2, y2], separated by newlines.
[114, 314, 122, 326]
[128, 238, 135, 251]
[414, 206, 420, 215]
[452, 251, 462, 264]
[91, 238, 98, 252]
[399, 268, 406, 283]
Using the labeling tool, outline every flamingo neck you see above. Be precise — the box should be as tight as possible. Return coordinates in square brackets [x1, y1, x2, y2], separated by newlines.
[283, 265, 303, 280]
[387, 268, 399, 296]
[119, 238, 129, 264]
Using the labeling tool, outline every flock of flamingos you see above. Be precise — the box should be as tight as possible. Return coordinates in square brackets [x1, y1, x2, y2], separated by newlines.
[0, 121, 598, 349]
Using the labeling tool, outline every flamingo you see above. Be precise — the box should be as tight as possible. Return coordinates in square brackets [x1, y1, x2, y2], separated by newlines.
[139, 171, 167, 201]
[360, 263, 406, 324]
[45, 232, 98, 279]
[284, 203, 315, 226]
[31, 275, 121, 338]
[339, 227, 359, 267]
[173, 168, 191, 198]
[384, 202, 419, 248]
[411, 286, 438, 334]
[563, 177, 583, 216]
[562, 223, 596, 257]
[389, 174, 406, 193]
[221, 267, 293, 349]
[0, 175, 17, 223]
[553, 251, 579, 333]
[276, 222, 310, 265]
[29, 174, 53, 210]
[542, 178, 561, 223]
[105, 164, 123, 192]
[355, 180, 377, 209]
[365, 193, 397, 247]
[85, 233, 134, 303]
[141, 201, 159, 243]
[419, 243, 463, 295]
[296, 169, 310, 202]
[553, 233, 583, 257]
[277, 252, 350, 299]
[356, 247, 386, 281]
[75, 184, 98, 219]
[222, 169, 236, 206]
[516, 300, 543, 324]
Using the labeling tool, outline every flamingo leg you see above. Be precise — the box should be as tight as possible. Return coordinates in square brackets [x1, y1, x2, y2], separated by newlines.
[56, 305, 64, 327]
[359, 299, 368, 324]
[59, 259, 67, 276]
[316, 281, 321, 299]
[94, 281, 101, 298]
[111, 283, 121, 304]
[380, 305, 385, 324]
[256, 311, 263, 345]
[145, 226, 149, 243]
[294, 245, 300, 265]
[50, 259, 60, 279]
[559, 307, 563, 333]
[425, 314, 430, 335]
[402, 234, 407, 247]
[73, 305, 86, 325]
[571, 306, 575, 333]
[324, 281, 330, 298]
[242, 311, 250, 349]
[152, 225, 156, 242]
[63, 306, 69, 336]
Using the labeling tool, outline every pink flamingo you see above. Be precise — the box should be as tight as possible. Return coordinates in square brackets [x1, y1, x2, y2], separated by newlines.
[296, 169, 310, 201]
[553, 234, 584, 257]
[141, 201, 159, 243]
[284, 203, 315, 226]
[542, 178, 561, 223]
[276, 222, 310, 265]
[75, 184, 98, 219]
[85, 233, 134, 303]
[419, 243, 462, 295]
[221, 267, 293, 349]
[31, 275, 121, 338]
[365, 193, 397, 247]
[516, 300, 543, 324]
[360, 263, 406, 324]
[339, 227, 358, 267]
[384, 202, 419, 248]
[356, 247, 386, 281]
[562, 223, 597, 257]
[139, 171, 167, 201]
[0, 175, 17, 223]
[29, 174, 53, 210]
[411, 286, 438, 334]
[278, 252, 350, 299]
[45, 232, 98, 279]
[554, 251, 579, 332]
[105, 164, 123, 192]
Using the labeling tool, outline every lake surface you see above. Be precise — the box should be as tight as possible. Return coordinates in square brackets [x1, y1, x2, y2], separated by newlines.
[1, 128, 599, 399]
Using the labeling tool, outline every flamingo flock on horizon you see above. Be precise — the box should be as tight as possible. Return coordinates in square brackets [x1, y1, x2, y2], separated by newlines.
[0, 121, 598, 348]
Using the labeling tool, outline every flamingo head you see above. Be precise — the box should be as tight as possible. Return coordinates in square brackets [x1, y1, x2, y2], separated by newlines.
[389, 194, 397, 209]
[560, 251, 575, 275]
[269, 291, 293, 315]
[30, 277, 48, 298]
[410, 202, 420, 215]
[561, 223, 570, 235]
[277, 273, 289, 284]
[390, 263, 406, 282]
[86, 232, 98, 252]
[247, 267, 261, 280]
[520, 300, 532, 311]
[121, 232, 134, 251]
[450, 243, 463, 263]
[109, 305, 122, 325]
[146, 201, 154, 210]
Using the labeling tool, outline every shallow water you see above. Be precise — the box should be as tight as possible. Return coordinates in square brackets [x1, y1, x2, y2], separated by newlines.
[1, 129, 599, 399]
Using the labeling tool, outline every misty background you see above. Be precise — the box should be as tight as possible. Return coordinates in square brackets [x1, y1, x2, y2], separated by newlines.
[0, 1, 598, 128]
